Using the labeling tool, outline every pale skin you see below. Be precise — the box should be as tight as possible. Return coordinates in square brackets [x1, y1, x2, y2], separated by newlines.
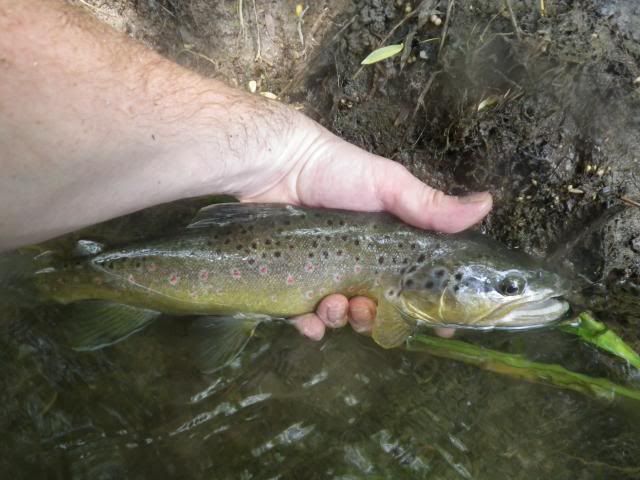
[0, 1, 492, 341]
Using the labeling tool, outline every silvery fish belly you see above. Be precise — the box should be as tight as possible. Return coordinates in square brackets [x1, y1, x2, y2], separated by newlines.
[35, 203, 570, 370]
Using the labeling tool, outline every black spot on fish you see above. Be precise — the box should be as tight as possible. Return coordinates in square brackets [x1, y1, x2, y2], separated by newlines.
[392, 257, 397, 264]
[355, 256, 360, 262]
[354, 239, 360, 246]
[453, 285, 460, 292]
[425, 280, 434, 289]
[408, 266, 417, 273]
[248, 258, 255, 265]
[434, 268, 446, 278]
[288, 244, 294, 250]
[402, 258, 409, 264]
[107, 263, 114, 269]
[236, 245, 243, 250]
[325, 235, 331, 241]
[454, 272, 463, 281]
[135, 262, 141, 268]
[265, 239, 272, 245]
[308, 252, 314, 258]
[262, 253, 267, 259]
[400, 267, 406, 275]
[337, 250, 343, 256]
[410, 243, 417, 250]
[417, 254, 426, 263]
[323, 251, 329, 259]
[341, 235, 348, 241]
[244, 249, 250, 255]
[274, 251, 281, 258]
[251, 242, 258, 249]
[339, 220, 345, 226]
[398, 243, 404, 249]
[378, 256, 384, 264]
[312, 240, 319, 248]
[224, 239, 231, 245]
[275, 241, 281, 246]
[207, 240, 213, 246]
[405, 279, 414, 287]
[327, 220, 333, 226]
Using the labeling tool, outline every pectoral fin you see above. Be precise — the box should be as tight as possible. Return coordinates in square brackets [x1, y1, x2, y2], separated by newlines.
[372, 299, 413, 349]
[66, 301, 160, 351]
[191, 314, 269, 373]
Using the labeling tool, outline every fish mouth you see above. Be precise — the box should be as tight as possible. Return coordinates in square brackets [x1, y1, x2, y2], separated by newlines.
[474, 290, 571, 330]
[488, 296, 571, 330]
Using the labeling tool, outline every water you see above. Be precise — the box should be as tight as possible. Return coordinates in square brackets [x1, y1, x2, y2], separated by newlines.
[2, 203, 640, 479]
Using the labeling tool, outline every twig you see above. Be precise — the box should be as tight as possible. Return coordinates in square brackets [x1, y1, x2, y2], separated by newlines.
[252, 0, 262, 61]
[238, 0, 246, 41]
[504, 0, 522, 40]
[412, 70, 441, 119]
[438, 0, 455, 59]
[622, 196, 640, 208]
[297, 5, 310, 48]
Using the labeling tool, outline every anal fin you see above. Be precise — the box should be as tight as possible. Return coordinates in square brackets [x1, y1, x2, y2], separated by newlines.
[372, 299, 413, 349]
[66, 301, 160, 351]
[191, 313, 269, 373]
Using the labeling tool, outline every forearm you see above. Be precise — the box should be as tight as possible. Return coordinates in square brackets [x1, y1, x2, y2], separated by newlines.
[0, 0, 298, 250]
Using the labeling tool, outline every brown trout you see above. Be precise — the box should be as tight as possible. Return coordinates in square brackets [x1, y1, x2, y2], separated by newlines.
[35, 203, 569, 371]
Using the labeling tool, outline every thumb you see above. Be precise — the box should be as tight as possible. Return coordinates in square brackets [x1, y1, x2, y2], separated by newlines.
[373, 160, 493, 233]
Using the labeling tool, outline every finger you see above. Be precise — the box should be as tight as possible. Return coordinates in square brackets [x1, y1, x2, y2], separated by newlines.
[295, 138, 492, 233]
[291, 313, 325, 341]
[348, 296, 376, 334]
[434, 327, 456, 338]
[315, 293, 349, 328]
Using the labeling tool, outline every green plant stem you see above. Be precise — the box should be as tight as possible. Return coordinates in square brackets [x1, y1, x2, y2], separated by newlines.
[406, 334, 640, 403]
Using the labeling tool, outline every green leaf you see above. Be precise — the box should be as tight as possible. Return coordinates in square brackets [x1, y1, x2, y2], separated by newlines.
[560, 312, 640, 370]
[361, 43, 404, 65]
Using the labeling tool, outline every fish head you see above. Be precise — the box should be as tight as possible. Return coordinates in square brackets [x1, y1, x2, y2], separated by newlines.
[396, 244, 570, 330]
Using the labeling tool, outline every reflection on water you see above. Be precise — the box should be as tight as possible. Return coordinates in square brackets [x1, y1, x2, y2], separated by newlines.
[1, 202, 640, 479]
[2, 314, 640, 480]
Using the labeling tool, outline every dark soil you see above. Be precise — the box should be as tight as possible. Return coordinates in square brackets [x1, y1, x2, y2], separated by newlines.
[72, 0, 640, 338]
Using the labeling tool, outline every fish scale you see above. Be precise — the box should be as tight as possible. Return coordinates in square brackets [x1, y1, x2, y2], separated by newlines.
[34, 203, 569, 370]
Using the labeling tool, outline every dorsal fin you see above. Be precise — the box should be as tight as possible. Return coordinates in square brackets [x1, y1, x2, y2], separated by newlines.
[187, 203, 306, 229]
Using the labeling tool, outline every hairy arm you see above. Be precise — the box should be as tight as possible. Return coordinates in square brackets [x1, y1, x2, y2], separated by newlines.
[0, 0, 301, 249]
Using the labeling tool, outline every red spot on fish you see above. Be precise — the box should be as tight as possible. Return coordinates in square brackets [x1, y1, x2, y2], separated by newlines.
[333, 273, 342, 283]
[305, 290, 314, 299]
[231, 268, 242, 280]
[354, 264, 362, 274]
[147, 262, 157, 272]
[286, 274, 295, 285]
[127, 274, 135, 284]
[169, 273, 179, 286]
[259, 265, 268, 275]
[199, 269, 209, 281]
[304, 262, 315, 273]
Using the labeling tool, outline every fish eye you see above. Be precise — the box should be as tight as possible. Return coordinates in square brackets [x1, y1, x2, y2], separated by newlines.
[497, 275, 526, 296]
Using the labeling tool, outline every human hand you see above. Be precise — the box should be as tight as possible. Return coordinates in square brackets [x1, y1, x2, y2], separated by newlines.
[237, 110, 492, 340]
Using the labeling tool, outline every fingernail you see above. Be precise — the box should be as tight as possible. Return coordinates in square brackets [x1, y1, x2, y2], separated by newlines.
[458, 192, 490, 204]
